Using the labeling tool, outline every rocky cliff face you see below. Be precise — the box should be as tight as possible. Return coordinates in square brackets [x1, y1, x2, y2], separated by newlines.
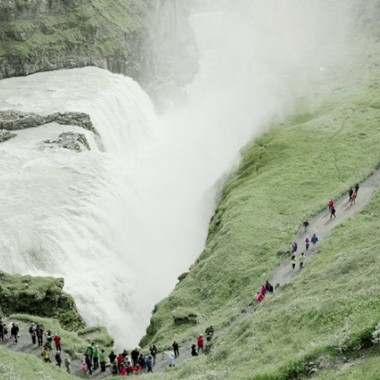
[0, 0, 197, 92]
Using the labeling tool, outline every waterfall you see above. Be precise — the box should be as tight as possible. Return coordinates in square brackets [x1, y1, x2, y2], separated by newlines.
[0, 0, 368, 347]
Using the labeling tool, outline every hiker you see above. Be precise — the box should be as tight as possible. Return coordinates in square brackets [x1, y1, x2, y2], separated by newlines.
[99, 349, 106, 372]
[93, 344, 100, 370]
[145, 354, 153, 372]
[299, 252, 305, 268]
[348, 187, 353, 202]
[149, 345, 158, 365]
[64, 354, 71, 374]
[291, 254, 296, 269]
[3, 323, 8, 342]
[262, 283, 268, 296]
[55, 351, 62, 367]
[311, 233, 319, 249]
[168, 353, 175, 367]
[131, 347, 140, 367]
[138, 353, 146, 370]
[256, 292, 264, 303]
[111, 360, 118, 375]
[303, 220, 309, 233]
[36, 324, 44, 347]
[172, 340, 179, 357]
[108, 350, 116, 364]
[84, 343, 94, 375]
[29, 322, 36, 344]
[42, 346, 51, 363]
[82, 360, 89, 377]
[330, 206, 336, 219]
[54, 334, 61, 351]
[291, 242, 298, 253]
[0, 320, 3, 343]
[350, 192, 357, 205]
[46, 330, 53, 347]
[191, 344, 198, 356]
[197, 334, 204, 353]
[10, 322, 19, 343]
[328, 199, 334, 211]
[305, 237, 310, 250]
[265, 280, 274, 294]
[355, 183, 360, 194]
[205, 325, 214, 341]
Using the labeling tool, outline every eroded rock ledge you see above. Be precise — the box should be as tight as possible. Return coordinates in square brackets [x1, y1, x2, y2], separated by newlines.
[44, 131, 90, 152]
[0, 110, 99, 137]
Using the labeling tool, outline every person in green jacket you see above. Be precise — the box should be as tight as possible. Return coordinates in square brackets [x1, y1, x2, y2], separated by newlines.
[99, 349, 106, 372]
[93, 344, 100, 370]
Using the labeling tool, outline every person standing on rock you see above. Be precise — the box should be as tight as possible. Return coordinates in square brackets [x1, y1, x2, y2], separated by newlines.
[291, 254, 296, 269]
[172, 340, 179, 358]
[299, 252, 305, 268]
[311, 233, 319, 250]
[330, 206, 336, 219]
[305, 237, 310, 250]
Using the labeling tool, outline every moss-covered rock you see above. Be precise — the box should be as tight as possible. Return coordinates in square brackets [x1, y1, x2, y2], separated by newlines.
[0, 271, 84, 330]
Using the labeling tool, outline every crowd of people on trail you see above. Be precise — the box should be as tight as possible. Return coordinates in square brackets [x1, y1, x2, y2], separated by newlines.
[0, 319, 19, 344]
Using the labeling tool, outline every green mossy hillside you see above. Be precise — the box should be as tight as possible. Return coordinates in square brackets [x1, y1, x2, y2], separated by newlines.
[0, 271, 84, 330]
[0, 0, 153, 80]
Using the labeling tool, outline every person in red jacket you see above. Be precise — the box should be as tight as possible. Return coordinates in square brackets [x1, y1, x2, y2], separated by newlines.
[256, 292, 264, 303]
[328, 199, 334, 211]
[54, 334, 61, 351]
[197, 335, 204, 354]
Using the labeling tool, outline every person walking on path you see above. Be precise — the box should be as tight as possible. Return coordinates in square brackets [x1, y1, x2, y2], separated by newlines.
[265, 280, 274, 294]
[330, 206, 336, 219]
[149, 345, 158, 366]
[311, 233, 319, 250]
[168, 353, 175, 367]
[197, 335, 204, 354]
[291, 242, 298, 253]
[305, 237, 310, 250]
[191, 344, 198, 356]
[10, 322, 19, 343]
[355, 183, 360, 195]
[55, 351, 62, 367]
[350, 192, 357, 205]
[42, 346, 51, 363]
[299, 252, 305, 268]
[36, 324, 44, 347]
[348, 187, 353, 202]
[172, 341, 179, 358]
[256, 291, 264, 304]
[291, 254, 296, 269]
[146, 354, 154, 373]
[99, 349, 106, 372]
[261, 283, 267, 297]
[29, 323, 36, 344]
[64, 354, 71, 374]
[328, 199, 334, 211]
[303, 220, 309, 233]
[54, 334, 61, 351]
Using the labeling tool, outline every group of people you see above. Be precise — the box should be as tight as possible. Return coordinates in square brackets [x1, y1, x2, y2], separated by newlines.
[82, 345, 158, 376]
[328, 183, 360, 219]
[255, 280, 274, 304]
[0, 320, 19, 343]
[27, 322, 71, 373]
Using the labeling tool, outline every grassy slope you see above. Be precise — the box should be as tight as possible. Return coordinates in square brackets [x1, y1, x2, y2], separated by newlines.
[140, 58, 380, 378]
[0, 347, 75, 380]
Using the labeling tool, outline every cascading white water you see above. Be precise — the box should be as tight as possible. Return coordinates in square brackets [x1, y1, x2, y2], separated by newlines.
[0, 1, 365, 347]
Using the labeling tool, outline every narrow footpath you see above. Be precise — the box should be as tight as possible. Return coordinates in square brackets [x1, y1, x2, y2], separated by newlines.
[2, 169, 380, 377]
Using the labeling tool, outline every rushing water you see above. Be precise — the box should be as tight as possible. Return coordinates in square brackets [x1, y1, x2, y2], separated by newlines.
[0, 0, 365, 346]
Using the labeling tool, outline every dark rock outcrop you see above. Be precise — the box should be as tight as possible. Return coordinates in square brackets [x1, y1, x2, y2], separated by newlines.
[44, 131, 90, 152]
[0, 129, 17, 142]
